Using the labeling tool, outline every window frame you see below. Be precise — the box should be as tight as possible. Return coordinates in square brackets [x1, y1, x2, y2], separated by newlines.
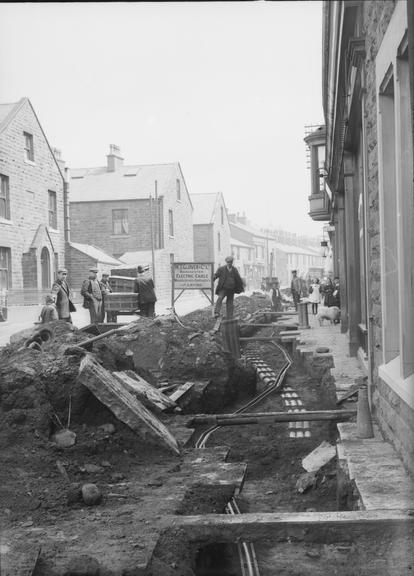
[176, 179, 181, 202]
[23, 132, 34, 162]
[48, 190, 57, 229]
[0, 174, 10, 220]
[112, 208, 129, 236]
[0, 246, 12, 290]
[376, 3, 414, 401]
[168, 209, 174, 237]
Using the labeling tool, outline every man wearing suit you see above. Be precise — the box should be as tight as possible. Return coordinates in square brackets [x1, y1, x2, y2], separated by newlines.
[213, 255, 244, 319]
[81, 267, 104, 324]
[51, 268, 75, 322]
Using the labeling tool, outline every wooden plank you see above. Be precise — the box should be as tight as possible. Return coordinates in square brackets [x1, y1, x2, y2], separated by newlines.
[113, 371, 177, 413]
[336, 384, 359, 405]
[188, 409, 356, 427]
[168, 510, 414, 544]
[168, 381, 195, 403]
[0, 544, 41, 576]
[78, 355, 180, 454]
[279, 331, 300, 336]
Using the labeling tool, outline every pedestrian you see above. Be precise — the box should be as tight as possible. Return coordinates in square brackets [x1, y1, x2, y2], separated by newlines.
[38, 294, 59, 324]
[269, 279, 282, 312]
[81, 267, 104, 324]
[213, 255, 244, 319]
[308, 278, 321, 315]
[134, 265, 157, 318]
[100, 272, 113, 322]
[290, 270, 302, 311]
[51, 268, 76, 322]
[321, 276, 335, 307]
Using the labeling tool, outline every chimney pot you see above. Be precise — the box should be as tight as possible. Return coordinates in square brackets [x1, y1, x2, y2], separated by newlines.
[107, 144, 124, 172]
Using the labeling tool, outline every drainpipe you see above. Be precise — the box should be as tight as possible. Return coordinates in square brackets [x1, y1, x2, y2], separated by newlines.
[360, 67, 374, 402]
[63, 168, 70, 244]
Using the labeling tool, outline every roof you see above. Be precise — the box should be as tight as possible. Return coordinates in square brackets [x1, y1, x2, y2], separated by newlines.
[69, 242, 123, 266]
[0, 101, 20, 132]
[118, 251, 152, 266]
[191, 192, 226, 225]
[229, 220, 269, 239]
[274, 242, 320, 257]
[69, 162, 190, 203]
[230, 238, 252, 249]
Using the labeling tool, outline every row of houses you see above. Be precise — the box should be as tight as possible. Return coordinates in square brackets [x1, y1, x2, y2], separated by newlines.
[304, 0, 414, 475]
[0, 97, 324, 306]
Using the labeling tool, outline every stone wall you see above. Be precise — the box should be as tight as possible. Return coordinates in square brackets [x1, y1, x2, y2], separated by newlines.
[362, 1, 414, 474]
[0, 99, 66, 293]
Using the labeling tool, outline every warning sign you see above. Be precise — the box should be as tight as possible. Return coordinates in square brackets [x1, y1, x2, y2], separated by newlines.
[173, 262, 213, 290]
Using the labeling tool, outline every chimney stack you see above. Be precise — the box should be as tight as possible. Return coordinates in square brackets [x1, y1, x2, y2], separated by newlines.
[107, 144, 124, 172]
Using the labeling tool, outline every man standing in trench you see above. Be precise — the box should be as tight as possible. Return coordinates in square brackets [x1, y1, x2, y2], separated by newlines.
[134, 265, 157, 318]
[213, 255, 244, 319]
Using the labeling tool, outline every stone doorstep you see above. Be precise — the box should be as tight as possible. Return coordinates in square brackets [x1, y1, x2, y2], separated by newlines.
[337, 422, 414, 511]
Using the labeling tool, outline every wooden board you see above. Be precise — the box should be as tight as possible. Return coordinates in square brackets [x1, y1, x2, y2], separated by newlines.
[168, 381, 194, 403]
[113, 370, 177, 413]
[78, 355, 179, 454]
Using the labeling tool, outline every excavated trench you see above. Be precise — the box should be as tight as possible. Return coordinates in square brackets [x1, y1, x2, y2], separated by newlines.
[2, 296, 410, 575]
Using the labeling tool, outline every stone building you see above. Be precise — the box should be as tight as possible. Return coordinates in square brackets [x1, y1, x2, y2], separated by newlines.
[69, 146, 194, 301]
[191, 192, 231, 270]
[311, 0, 414, 473]
[0, 97, 67, 305]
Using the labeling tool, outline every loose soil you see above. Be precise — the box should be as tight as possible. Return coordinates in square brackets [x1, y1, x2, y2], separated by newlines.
[1, 294, 407, 575]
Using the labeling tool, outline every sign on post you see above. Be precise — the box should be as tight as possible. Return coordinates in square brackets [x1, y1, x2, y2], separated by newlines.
[171, 262, 214, 308]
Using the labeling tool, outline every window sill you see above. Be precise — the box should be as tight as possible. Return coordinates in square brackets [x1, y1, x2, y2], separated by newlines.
[24, 159, 36, 166]
[168, 235, 174, 239]
[378, 356, 414, 410]
[0, 218, 14, 226]
[110, 234, 130, 238]
[48, 227, 59, 233]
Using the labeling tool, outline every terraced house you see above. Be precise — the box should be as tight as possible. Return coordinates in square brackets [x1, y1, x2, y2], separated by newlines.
[308, 0, 414, 474]
[69, 146, 193, 300]
[0, 97, 67, 305]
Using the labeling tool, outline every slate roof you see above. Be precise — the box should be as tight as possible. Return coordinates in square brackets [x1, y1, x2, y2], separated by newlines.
[191, 192, 221, 225]
[70, 242, 123, 266]
[274, 242, 320, 256]
[0, 101, 19, 131]
[69, 162, 191, 204]
[230, 238, 252, 249]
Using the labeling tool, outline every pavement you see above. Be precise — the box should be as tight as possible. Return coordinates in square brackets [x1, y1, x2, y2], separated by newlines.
[0, 291, 213, 348]
[297, 308, 414, 511]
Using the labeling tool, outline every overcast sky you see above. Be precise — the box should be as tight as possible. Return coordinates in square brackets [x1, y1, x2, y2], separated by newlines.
[0, 1, 324, 238]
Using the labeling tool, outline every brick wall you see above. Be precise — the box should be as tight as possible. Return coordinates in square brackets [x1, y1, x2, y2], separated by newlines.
[0, 99, 66, 297]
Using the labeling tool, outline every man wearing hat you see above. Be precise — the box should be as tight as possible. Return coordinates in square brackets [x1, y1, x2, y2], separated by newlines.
[52, 268, 76, 322]
[81, 267, 104, 324]
[133, 265, 157, 317]
[100, 272, 114, 322]
[290, 269, 302, 311]
[213, 255, 244, 318]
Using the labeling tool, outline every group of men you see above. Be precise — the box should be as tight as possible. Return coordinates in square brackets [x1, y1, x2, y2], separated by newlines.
[40, 265, 157, 326]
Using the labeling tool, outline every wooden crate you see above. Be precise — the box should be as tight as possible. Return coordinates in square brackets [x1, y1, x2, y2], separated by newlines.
[108, 276, 136, 293]
[104, 292, 139, 312]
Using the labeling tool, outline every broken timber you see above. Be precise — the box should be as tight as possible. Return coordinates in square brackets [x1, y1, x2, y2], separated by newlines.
[169, 509, 414, 544]
[168, 381, 195, 403]
[188, 409, 356, 427]
[113, 370, 177, 413]
[78, 355, 180, 454]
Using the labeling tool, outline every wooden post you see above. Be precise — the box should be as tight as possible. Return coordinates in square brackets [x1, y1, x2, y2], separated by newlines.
[221, 319, 240, 359]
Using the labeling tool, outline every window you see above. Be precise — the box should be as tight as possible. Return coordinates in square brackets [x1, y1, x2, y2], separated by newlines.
[112, 209, 129, 235]
[221, 206, 224, 225]
[24, 132, 34, 162]
[237, 247, 240, 259]
[168, 209, 174, 236]
[176, 179, 181, 201]
[217, 232, 221, 251]
[48, 191, 57, 229]
[0, 247, 11, 290]
[377, 9, 414, 381]
[0, 175, 10, 220]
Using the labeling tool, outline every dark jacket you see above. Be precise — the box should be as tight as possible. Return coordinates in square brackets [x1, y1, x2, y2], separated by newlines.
[52, 279, 75, 319]
[213, 265, 244, 296]
[134, 275, 157, 304]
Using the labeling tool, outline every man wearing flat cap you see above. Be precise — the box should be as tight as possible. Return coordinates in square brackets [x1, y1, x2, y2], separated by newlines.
[134, 265, 157, 317]
[51, 268, 76, 322]
[213, 255, 244, 318]
[290, 269, 302, 311]
[81, 267, 104, 324]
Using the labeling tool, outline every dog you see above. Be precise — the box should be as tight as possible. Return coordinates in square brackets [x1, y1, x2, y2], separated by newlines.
[316, 306, 340, 325]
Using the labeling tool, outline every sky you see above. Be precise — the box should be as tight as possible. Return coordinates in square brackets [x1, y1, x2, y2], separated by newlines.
[0, 1, 325, 238]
